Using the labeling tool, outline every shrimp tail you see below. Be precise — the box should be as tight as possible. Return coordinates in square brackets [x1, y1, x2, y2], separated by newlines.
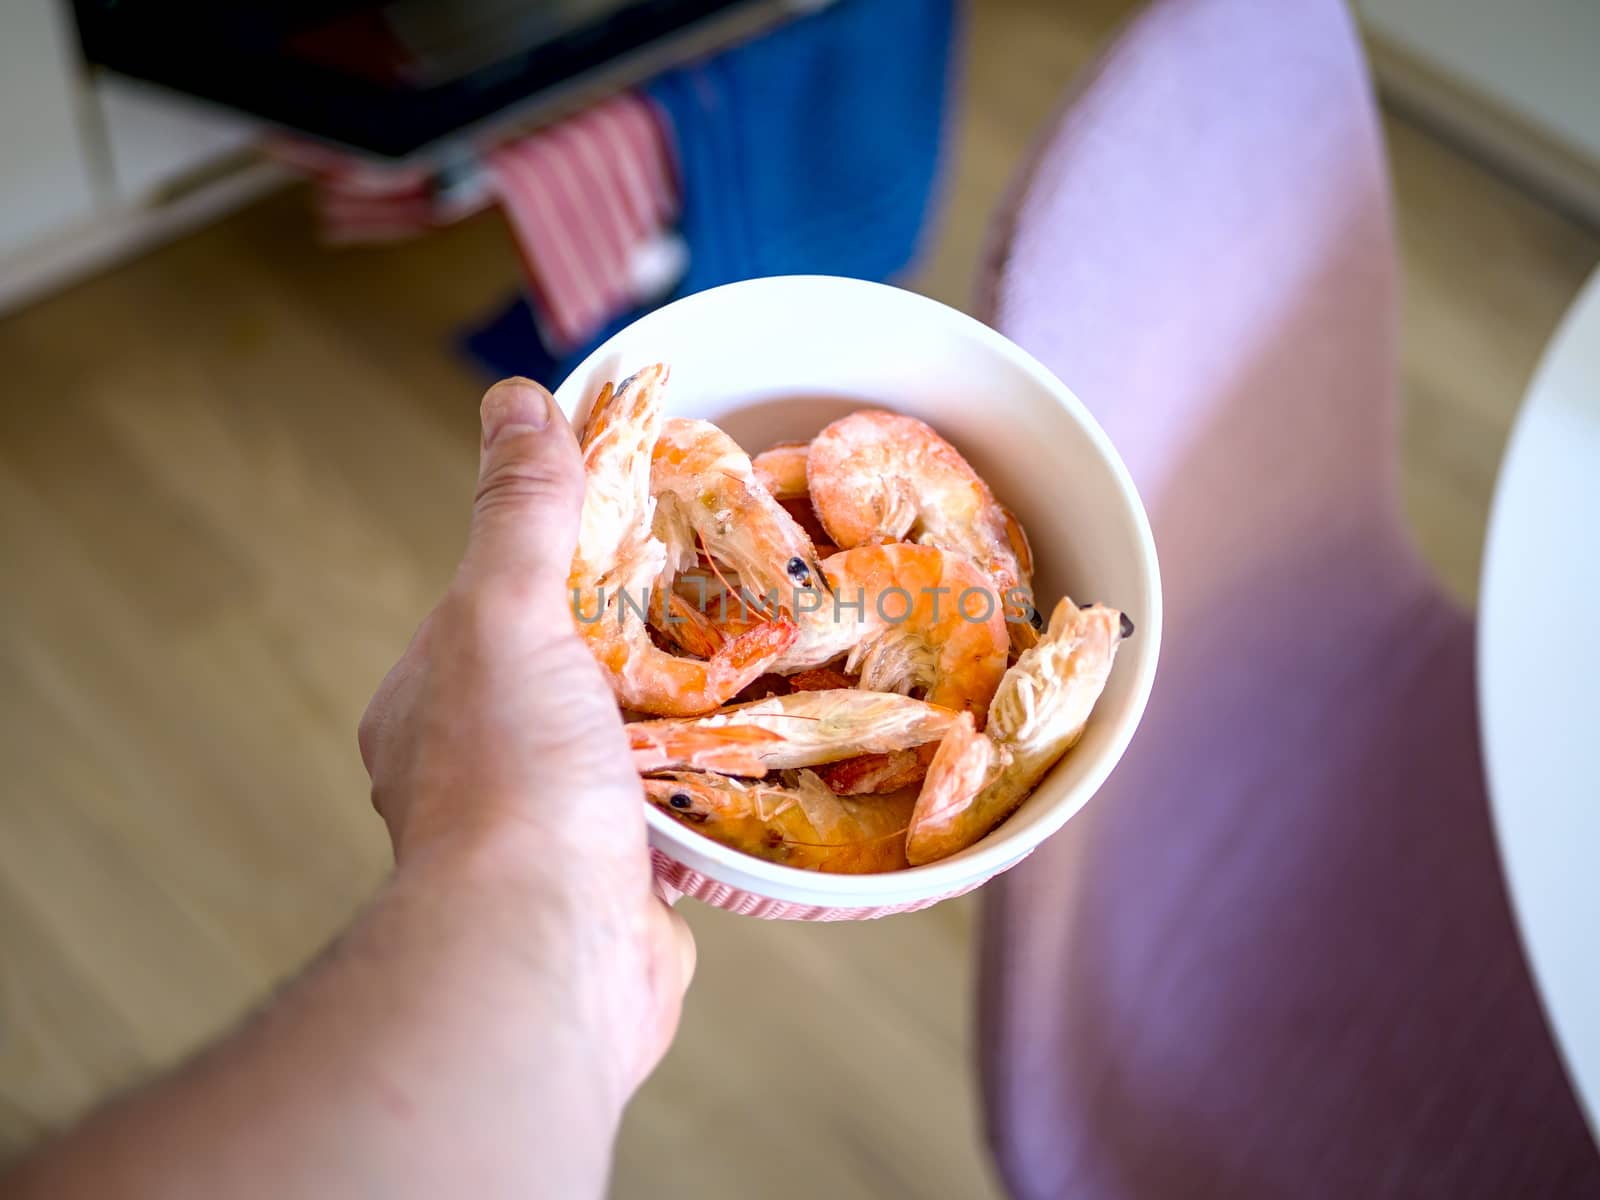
[661, 614, 798, 712]
[580, 365, 666, 453]
[650, 591, 730, 659]
[717, 616, 799, 677]
[577, 381, 615, 450]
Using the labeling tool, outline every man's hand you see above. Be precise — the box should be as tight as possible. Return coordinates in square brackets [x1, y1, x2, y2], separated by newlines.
[358, 376, 694, 1091]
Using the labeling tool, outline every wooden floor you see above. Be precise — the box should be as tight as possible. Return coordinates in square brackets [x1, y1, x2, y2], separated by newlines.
[2, 1, 1596, 1194]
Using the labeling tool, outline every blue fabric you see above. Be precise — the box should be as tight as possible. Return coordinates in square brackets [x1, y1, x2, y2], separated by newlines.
[460, 0, 957, 388]
[645, 0, 956, 294]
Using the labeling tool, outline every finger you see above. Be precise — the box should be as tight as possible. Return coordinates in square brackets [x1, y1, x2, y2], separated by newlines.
[459, 378, 585, 620]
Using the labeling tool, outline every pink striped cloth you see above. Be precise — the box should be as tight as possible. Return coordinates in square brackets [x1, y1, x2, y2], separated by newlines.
[487, 94, 681, 350]
[647, 849, 998, 921]
[264, 136, 456, 242]
[266, 92, 682, 352]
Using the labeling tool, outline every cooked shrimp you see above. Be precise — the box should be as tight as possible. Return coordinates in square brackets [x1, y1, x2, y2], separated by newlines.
[570, 365, 797, 716]
[999, 505, 1040, 654]
[728, 674, 795, 704]
[753, 439, 843, 550]
[802, 654, 930, 797]
[773, 543, 1009, 719]
[786, 665, 856, 692]
[806, 411, 1038, 652]
[644, 770, 806, 825]
[782, 500, 837, 560]
[647, 590, 729, 660]
[904, 713, 1010, 856]
[647, 569, 773, 659]
[653, 611, 944, 795]
[647, 564, 747, 658]
[751, 440, 811, 501]
[906, 598, 1130, 865]
[628, 688, 960, 776]
[816, 750, 926, 796]
[1000, 505, 1035, 582]
[643, 770, 913, 873]
[652, 418, 827, 611]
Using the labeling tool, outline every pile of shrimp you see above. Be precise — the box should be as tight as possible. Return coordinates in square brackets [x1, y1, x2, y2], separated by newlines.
[570, 363, 1134, 873]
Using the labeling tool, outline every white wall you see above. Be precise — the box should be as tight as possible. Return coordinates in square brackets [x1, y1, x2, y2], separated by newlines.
[96, 75, 258, 205]
[0, 1, 267, 312]
[1359, 0, 1600, 164]
[0, 0, 98, 257]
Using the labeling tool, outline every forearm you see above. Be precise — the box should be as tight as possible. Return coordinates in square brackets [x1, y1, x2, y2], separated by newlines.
[5, 838, 628, 1200]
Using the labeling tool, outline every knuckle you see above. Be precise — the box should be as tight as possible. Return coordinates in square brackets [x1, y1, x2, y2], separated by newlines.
[357, 708, 379, 767]
[476, 442, 583, 514]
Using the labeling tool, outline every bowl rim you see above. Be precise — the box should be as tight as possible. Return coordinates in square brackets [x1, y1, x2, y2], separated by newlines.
[553, 274, 1162, 906]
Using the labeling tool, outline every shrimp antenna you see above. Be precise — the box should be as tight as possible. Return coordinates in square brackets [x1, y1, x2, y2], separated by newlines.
[780, 825, 910, 850]
[696, 529, 746, 612]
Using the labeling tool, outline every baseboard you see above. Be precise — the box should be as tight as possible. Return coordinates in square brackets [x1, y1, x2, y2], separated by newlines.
[1364, 33, 1600, 230]
[0, 157, 290, 317]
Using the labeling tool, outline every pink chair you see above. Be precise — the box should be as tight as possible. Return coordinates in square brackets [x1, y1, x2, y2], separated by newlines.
[975, 1, 1600, 1195]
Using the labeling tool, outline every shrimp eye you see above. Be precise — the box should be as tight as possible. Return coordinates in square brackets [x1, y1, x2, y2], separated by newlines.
[1028, 607, 1044, 631]
[786, 556, 811, 584]
[1119, 612, 1136, 640]
[669, 792, 694, 810]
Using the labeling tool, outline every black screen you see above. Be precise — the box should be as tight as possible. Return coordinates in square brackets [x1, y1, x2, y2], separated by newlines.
[74, 0, 766, 157]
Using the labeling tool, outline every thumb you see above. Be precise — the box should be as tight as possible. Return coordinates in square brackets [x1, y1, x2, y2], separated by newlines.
[460, 378, 585, 614]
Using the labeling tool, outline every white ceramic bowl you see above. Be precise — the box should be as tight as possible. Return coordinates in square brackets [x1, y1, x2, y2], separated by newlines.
[553, 276, 1161, 919]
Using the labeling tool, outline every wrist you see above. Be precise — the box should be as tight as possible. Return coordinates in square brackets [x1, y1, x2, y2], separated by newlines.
[389, 823, 647, 1119]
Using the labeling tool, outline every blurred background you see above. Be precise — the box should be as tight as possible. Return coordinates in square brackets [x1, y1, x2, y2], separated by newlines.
[1, 1, 1597, 1195]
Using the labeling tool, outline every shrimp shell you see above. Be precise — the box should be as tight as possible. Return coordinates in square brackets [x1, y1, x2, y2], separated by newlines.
[906, 598, 1127, 865]
[751, 440, 811, 501]
[652, 418, 827, 605]
[628, 688, 961, 777]
[644, 770, 913, 874]
[774, 543, 1009, 719]
[815, 750, 927, 796]
[570, 366, 797, 716]
[807, 411, 1037, 653]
